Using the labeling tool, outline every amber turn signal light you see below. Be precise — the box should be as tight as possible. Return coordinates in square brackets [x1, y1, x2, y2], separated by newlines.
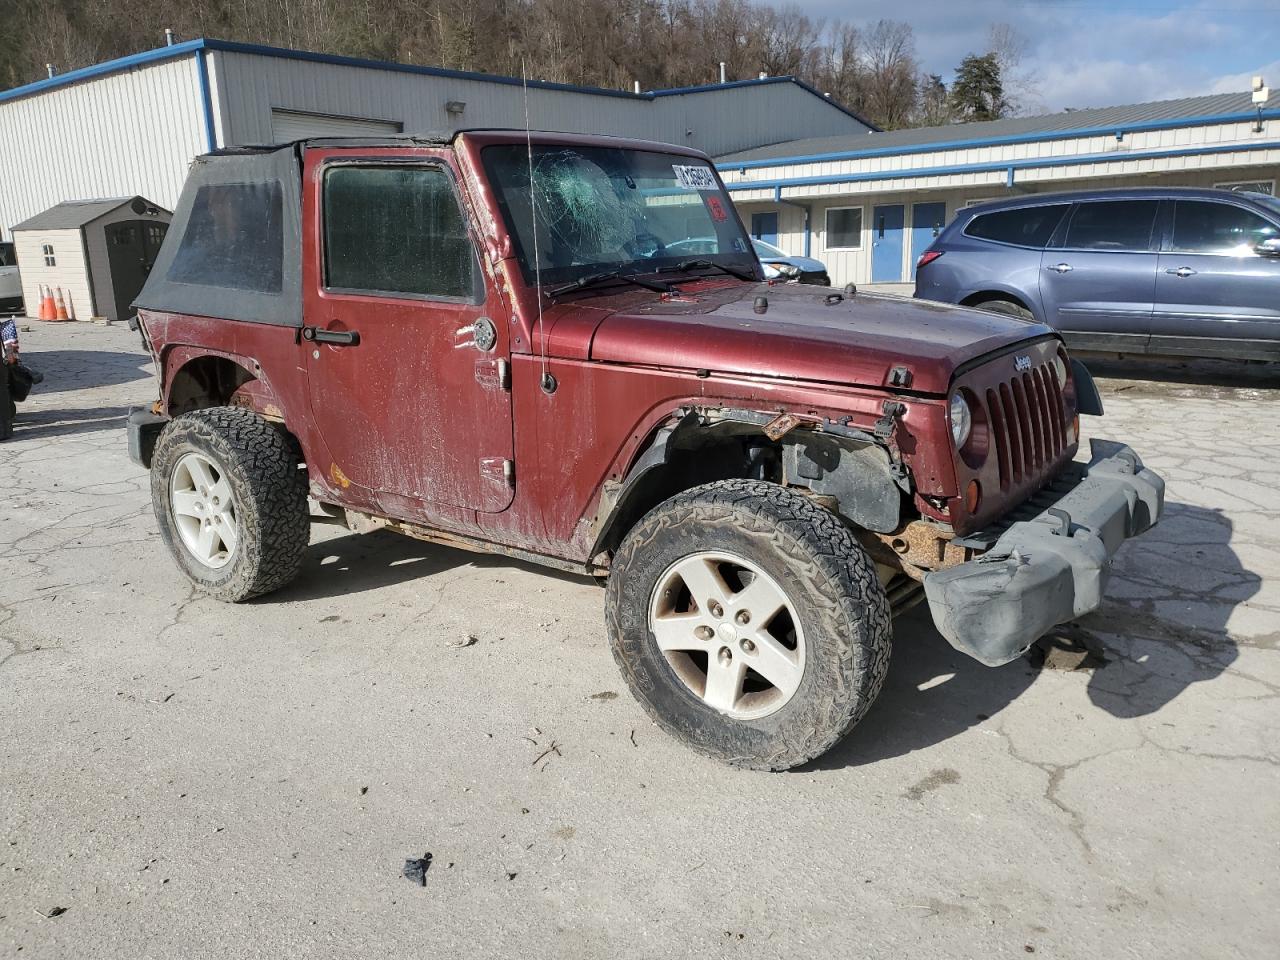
[965, 479, 981, 514]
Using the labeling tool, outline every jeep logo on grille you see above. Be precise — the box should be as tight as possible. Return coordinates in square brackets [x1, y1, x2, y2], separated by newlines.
[1014, 354, 1032, 372]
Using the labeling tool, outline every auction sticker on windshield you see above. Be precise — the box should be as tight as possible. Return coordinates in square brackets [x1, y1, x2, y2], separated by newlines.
[673, 165, 718, 191]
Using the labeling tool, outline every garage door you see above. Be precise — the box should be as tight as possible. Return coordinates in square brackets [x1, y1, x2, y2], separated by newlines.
[270, 109, 403, 143]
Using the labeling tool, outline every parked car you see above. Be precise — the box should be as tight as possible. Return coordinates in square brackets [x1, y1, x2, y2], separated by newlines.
[751, 237, 831, 285]
[914, 187, 1280, 361]
[666, 236, 830, 284]
[0, 242, 24, 315]
[126, 131, 1162, 770]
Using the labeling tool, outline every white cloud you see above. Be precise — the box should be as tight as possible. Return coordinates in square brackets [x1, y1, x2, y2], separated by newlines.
[1208, 60, 1280, 95]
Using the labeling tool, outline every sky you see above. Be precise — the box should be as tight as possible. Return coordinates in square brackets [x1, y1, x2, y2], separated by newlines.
[792, 0, 1280, 114]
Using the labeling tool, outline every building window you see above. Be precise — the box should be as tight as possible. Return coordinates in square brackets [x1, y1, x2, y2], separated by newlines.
[1214, 179, 1274, 196]
[41, 243, 55, 267]
[825, 207, 863, 249]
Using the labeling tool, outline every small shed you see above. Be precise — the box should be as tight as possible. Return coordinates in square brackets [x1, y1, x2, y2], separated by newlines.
[12, 197, 171, 323]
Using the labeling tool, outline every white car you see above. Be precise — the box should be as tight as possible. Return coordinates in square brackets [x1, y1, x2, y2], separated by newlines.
[0, 242, 23, 315]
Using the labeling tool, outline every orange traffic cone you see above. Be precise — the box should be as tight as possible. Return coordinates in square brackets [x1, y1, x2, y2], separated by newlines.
[38, 284, 55, 321]
[54, 287, 69, 321]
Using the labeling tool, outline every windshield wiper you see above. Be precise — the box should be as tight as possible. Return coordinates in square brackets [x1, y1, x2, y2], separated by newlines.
[657, 259, 756, 282]
[546, 270, 673, 297]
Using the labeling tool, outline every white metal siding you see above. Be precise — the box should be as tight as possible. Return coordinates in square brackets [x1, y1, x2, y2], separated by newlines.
[0, 57, 205, 241]
[210, 51, 867, 157]
[13, 228, 93, 320]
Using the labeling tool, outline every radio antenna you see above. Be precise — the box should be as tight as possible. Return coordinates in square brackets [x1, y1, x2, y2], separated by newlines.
[521, 59, 553, 393]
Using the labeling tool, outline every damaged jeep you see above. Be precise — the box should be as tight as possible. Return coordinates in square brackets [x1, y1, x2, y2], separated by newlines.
[127, 131, 1164, 770]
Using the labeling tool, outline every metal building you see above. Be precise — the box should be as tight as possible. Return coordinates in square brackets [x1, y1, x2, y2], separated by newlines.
[719, 92, 1280, 287]
[0, 38, 873, 243]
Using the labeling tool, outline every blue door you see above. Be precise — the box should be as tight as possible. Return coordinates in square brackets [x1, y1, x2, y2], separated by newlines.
[910, 202, 947, 279]
[871, 204, 905, 282]
[751, 212, 779, 246]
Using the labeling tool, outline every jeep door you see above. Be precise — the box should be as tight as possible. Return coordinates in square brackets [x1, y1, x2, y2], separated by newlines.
[1038, 198, 1160, 353]
[302, 149, 515, 513]
[1151, 197, 1280, 359]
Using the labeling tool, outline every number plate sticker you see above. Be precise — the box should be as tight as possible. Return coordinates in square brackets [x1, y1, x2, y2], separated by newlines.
[672, 164, 718, 191]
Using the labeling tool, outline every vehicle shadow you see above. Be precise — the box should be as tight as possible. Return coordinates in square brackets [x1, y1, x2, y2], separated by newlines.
[19, 349, 152, 391]
[811, 500, 1250, 769]
[8, 405, 133, 440]
[267, 528, 594, 604]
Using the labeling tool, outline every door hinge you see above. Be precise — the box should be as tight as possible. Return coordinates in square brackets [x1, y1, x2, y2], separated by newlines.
[480, 457, 515, 489]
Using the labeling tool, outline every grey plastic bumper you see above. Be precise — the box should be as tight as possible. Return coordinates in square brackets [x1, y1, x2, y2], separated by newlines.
[923, 439, 1164, 666]
[127, 407, 168, 469]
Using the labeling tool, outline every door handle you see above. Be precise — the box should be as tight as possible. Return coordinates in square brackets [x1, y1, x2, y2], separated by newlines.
[302, 326, 360, 346]
[1049, 262, 1073, 274]
[1165, 266, 1196, 278]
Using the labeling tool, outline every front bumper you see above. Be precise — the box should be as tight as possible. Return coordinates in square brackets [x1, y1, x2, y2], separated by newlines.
[922, 439, 1164, 666]
[127, 406, 168, 468]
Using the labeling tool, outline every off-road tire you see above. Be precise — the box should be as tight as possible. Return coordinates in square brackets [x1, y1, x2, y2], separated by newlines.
[974, 298, 1034, 322]
[606, 479, 892, 771]
[151, 406, 309, 602]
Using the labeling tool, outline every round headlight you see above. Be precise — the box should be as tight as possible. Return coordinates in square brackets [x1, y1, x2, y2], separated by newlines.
[950, 392, 972, 447]
[1053, 353, 1069, 388]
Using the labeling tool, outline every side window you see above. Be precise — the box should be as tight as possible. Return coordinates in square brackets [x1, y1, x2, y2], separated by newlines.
[1170, 201, 1280, 255]
[0, 243, 13, 266]
[42, 243, 56, 267]
[1063, 200, 1159, 251]
[323, 165, 479, 301]
[964, 204, 1069, 248]
[825, 207, 863, 249]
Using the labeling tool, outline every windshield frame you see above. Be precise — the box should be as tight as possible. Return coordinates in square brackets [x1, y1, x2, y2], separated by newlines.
[480, 143, 760, 290]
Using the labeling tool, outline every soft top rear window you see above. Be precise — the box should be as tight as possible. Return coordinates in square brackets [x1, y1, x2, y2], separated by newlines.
[168, 182, 284, 293]
[964, 204, 1069, 249]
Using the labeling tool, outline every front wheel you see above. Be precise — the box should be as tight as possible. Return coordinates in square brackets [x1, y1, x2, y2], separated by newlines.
[151, 406, 309, 601]
[606, 480, 892, 770]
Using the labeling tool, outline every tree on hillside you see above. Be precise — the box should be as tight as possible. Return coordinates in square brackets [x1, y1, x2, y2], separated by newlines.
[950, 52, 1011, 122]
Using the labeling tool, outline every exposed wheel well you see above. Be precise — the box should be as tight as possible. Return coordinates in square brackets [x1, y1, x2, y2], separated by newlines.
[167, 356, 255, 416]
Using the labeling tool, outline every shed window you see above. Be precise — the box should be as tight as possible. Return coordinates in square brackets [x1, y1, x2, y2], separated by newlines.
[41, 243, 55, 267]
[323, 165, 479, 301]
[167, 182, 284, 293]
[825, 207, 863, 249]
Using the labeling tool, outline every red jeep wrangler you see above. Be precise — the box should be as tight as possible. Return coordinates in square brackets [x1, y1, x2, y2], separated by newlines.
[127, 131, 1164, 770]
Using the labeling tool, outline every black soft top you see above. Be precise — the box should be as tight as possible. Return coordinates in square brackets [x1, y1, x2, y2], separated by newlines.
[134, 134, 454, 328]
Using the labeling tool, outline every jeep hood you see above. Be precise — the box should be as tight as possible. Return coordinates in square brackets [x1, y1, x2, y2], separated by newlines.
[582, 282, 1056, 395]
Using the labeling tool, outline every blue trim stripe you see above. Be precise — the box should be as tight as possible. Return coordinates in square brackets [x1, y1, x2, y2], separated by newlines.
[723, 139, 1280, 193]
[194, 48, 217, 152]
[721, 109, 1280, 170]
[0, 39, 205, 104]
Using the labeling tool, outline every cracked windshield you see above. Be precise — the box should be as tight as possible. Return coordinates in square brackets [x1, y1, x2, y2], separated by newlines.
[481, 144, 756, 287]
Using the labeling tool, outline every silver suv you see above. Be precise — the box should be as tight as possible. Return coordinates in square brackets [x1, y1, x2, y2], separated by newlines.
[914, 187, 1280, 361]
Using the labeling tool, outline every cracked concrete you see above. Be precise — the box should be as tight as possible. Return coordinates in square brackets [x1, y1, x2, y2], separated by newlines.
[1, 323, 1277, 959]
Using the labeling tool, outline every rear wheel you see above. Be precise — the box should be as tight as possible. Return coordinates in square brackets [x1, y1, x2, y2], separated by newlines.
[151, 406, 309, 601]
[973, 298, 1034, 322]
[606, 479, 892, 770]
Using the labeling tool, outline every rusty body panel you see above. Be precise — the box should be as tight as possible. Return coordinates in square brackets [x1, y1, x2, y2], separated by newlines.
[135, 129, 1078, 571]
